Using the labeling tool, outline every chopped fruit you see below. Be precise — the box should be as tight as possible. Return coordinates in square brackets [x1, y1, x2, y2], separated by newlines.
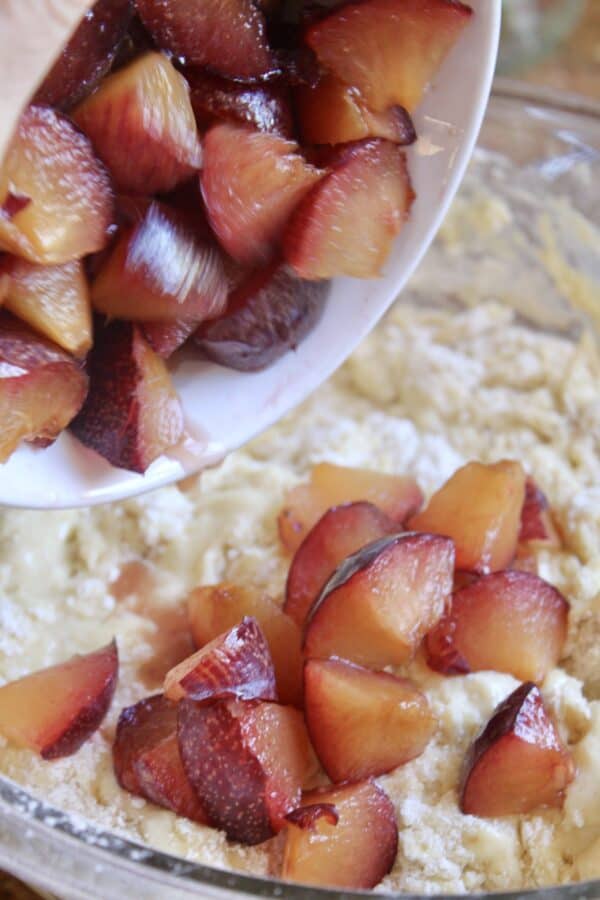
[201, 123, 322, 265]
[426, 570, 569, 683]
[33, 0, 134, 110]
[0, 106, 113, 265]
[164, 617, 277, 703]
[286, 803, 339, 829]
[194, 263, 327, 371]
[304, 658, 435, 781]
[141, 319, 197, 358]
[187, 70, 293, 137]
[178, 699, 310, 843]
[306, 0, 472, 113]
[409, 460, 527, 574]
[113, 694, 208, 823]
[70, 320, 183, 473]
[2, 258, 92, 356]
[295, 75, 416, 146]
[0, 313, 88, 461]
[285, 138, 414, 279]
[278, 463, 423, 553]
[187, 583, 303, 707]
[136, 0, 274, 80]
[285, 501, 395, 626]
[282, 780, 397, 889]
[512, 545, 538, 575]
[460, 682, 575, 817]
[304, 532, 454, 668]
[0, 641, 117, 760]
[91, 202, 227, 322]
[519, 477, 561, 548]
[73, 52, 202, 194]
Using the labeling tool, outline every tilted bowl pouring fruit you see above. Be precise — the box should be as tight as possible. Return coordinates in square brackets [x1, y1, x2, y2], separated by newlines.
[0, 0, 501, 509]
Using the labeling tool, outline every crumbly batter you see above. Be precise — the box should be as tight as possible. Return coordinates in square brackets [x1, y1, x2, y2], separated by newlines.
[0, 157, 598, 892]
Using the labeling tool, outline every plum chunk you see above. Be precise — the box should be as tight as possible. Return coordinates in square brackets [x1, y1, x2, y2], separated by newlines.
[113, 693, 208, 823]
[0, 641, 117, 759]
[285, 501, 395, 627]
[201, 123, 322, 265]
[304, 532, 454, 668]
[178, 698, 310, 843]
[70, 320, 183, 473]
[426, 570, 569, 683]
[140, 319, 198, 358]
[304, 658, 435, 781]
[0, 313, 88, 461]
[461, 682, 575, 817]
[278, 462, 423, 553]
[0, 106, 113, 265]
[194, 263, 327, 372]
[282, 780, 397, 889]
[409, 460, 527, 574]
[73, 52, 202, 194]
[164, 617, 277, 703]
[187, 70, 293, 138]
[519, 477, 561, 548]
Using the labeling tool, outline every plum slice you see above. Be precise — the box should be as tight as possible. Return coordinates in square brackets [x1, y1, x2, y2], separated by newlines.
[304, 532, 454, 668]
[278, 462, 423, 553]
[0, 313, 88, 461]
[426, 570, 569, 683]
[187, 583, 303, 707]
[2, 258, 92, 357]
[306, 0, 472, 113]
[282, 780, 397, 889]
[136, 0, 274, 80]
[284, 138, 414, 279]
[164, 617, 277, 704]
[285, 501, 395, 627]
[70, 320, 183, 473]
[519, 477, 561, 548]
[113, 693, 208, 823]
[409, 460, 527, 574]
[91, 201, 227, 323]
[0, 106, 113, 265]
[73, 52, 202, 195]
[34, 0, 134, 110]
[304, 658, 435, 782]
[140, 319, 198, 359]
[201, 123, 322, 265]
[0, 641, 117, 759]
[461, 682, 575, 817]
[187, 70, 293, 138]
[194, 263, 327, 372]
[178, 698, 310, 844]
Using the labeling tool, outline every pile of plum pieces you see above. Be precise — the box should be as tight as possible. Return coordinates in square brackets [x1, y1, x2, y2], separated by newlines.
[0, 0, 472, 472]
[0, 458, 577, 889]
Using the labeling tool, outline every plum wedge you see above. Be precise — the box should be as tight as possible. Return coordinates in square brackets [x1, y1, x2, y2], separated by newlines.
[278, 462, 423, 553]
[164, 617, 277, 703]
[303, 532, 454, 668]
[0, 106, 112, 265]
[140, 319, 198, 359]
[0, 313, 88, 461]
[285, 501, 395, 627]
[178, 698, 310, 843]
[304, 658, 435, 781]
[461, 682, 575, 817]
[113, 693, 208, 823]
[187, 584, 303, 707]
[285, 139, 414, 279]
[187, 70, 293, 138]
[201, 123, 322, 265]
[519, 478, 561, 548]
[306, 0, 472, 113]
[194, 263, 327, 371]
[91, 201, 228, 322]
[426, 570, 569, 682]
[70, 320, 183, 473]
[73, 52, 202, 195]
[0, 641, 117, 759]
[409, 460, 527, 574]
[282, 780, 397, 889]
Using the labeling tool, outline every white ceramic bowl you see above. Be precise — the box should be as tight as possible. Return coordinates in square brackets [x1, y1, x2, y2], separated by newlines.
[0, 0, 501, 508]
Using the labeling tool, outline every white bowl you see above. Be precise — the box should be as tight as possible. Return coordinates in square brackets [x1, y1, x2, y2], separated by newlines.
[0, 0, 501, 509]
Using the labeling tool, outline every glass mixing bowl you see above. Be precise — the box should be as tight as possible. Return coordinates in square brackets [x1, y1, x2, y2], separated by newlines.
[0, 81, 598, 900]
